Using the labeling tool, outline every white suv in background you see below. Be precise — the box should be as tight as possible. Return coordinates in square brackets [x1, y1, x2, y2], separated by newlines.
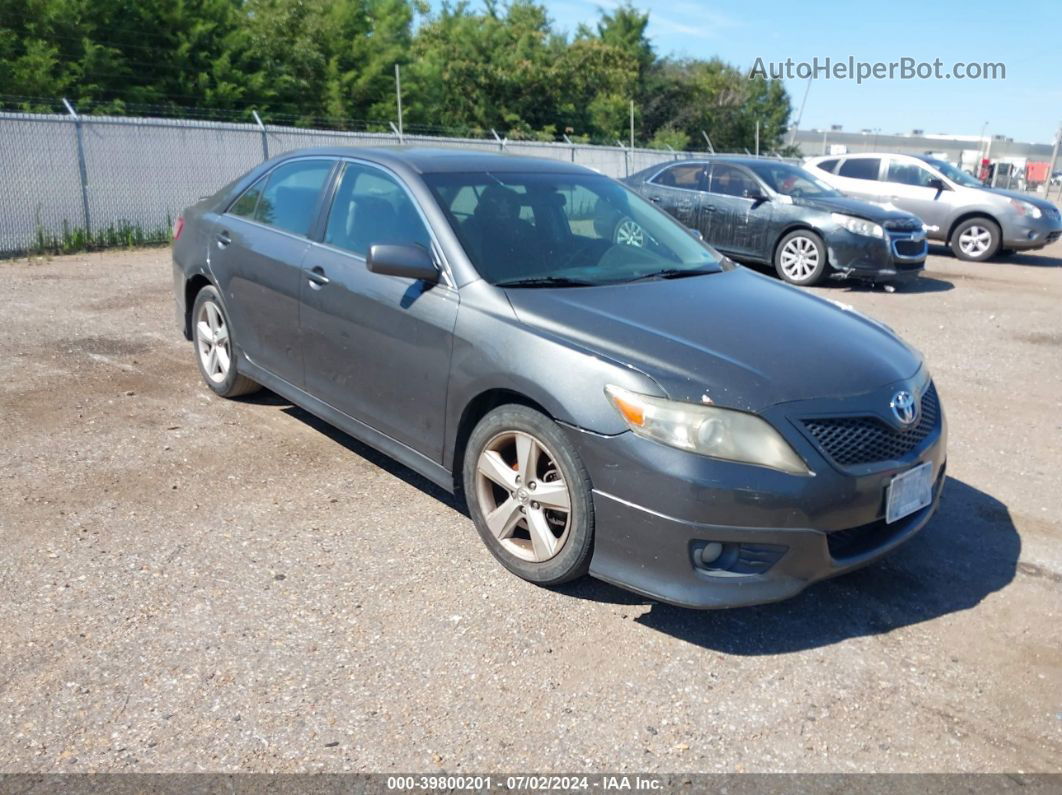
[805, 152, 1062, 261]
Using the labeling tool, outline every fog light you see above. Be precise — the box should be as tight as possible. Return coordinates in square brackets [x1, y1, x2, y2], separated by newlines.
[699, 542, 724, 566]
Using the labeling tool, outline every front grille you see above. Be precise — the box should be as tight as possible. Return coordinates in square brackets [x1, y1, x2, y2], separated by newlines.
[893, 238, 927, 258]
[802, 383, 940, 467]
[883, 218, 923, 232]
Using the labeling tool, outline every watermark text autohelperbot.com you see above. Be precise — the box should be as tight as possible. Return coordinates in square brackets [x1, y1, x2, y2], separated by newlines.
[749, 56, 1005, 83]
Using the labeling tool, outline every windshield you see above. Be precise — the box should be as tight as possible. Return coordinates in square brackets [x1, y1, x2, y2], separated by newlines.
[423, 171, 723, 286]
[747, 162, 840, 199]
[922, 157, 983, 188]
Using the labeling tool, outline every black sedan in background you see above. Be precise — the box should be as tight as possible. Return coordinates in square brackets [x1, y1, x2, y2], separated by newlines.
[622, 157, 928, 286]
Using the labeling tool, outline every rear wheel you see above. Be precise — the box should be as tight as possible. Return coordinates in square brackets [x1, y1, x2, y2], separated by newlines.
[463, 405, 594, 586]
[191, 285, 261, 398]
[775, 230, 828, 286]
[950, 218, 1000, 261]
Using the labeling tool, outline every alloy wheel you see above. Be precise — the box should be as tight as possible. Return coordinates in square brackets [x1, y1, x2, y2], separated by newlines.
[615, 218, 646, 247]
[780, 236, 820, 281]
[475, 431, 573, 563]
[196, 300, 231, 384]
[958, 225, 992, 257]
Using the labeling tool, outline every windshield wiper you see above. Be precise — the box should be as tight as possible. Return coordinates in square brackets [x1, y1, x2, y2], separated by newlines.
[494, 276, 597, 288]
[623, 267, 719, 283]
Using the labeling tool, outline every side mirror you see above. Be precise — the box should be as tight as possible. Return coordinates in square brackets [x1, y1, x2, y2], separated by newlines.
[367, 244, 439, 283]
[743, 188, 768, 203]
[927, 177, 947, 192]
[687, 227, 704, 241]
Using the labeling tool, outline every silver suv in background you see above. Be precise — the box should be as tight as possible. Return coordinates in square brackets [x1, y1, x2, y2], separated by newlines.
[805, 152, 1062, 261]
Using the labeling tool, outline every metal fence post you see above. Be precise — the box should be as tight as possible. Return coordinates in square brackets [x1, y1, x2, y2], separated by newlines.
[62, 98, 91, 235]
[563, 134, 575, 162]
[252, 110, 269, 161]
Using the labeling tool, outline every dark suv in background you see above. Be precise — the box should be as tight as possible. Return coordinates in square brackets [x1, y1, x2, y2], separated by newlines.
[622, 157, 927, 286]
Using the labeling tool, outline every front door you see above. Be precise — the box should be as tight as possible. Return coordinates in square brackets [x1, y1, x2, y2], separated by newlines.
[299, 161, 459, 462]
[703, 163, 773, 259]
[882, 158, 951, 236]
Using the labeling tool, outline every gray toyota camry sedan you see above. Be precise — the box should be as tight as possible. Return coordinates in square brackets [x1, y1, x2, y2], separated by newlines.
[172, 147, 947, 609]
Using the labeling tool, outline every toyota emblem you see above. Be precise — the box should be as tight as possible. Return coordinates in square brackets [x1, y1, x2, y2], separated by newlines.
[890, 390, 918, 426]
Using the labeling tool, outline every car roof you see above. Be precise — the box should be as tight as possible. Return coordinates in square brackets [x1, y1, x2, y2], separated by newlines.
[271, 145, 595, 176]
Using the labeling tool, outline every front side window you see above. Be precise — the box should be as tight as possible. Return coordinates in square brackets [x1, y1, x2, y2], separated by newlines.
[747, 162, 840, 199]
[651, 163, 707, 191]
[254, 159, 334, 236]
[886, 160, 938, 188]
[838, 158, 881, 181]
[707, 164, 757, 197]
[323, 163, 432, 257]
[424, 171, 722, 286]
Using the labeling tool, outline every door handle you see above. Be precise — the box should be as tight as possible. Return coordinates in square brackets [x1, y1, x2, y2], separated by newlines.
[704, 205, 716, 212]
[649, 196, 662, 203]
[307, 266, 330, 288]
[216, 230, 231, 248]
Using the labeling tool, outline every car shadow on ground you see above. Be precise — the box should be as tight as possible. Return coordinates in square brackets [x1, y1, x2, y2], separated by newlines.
[836, 275, 955, 294]
[927, 243, 1062, 268]
[561, 477, 1020, 654]
[241, 390, 465, 512]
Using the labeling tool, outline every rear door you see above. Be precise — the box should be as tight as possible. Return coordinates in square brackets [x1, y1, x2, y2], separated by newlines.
[703, 163, 773, 259]
[209, 158, 336, 387]
[641, 162, 708, 234]
[299, 160, 459, 461]
[832, 156, 885, 202]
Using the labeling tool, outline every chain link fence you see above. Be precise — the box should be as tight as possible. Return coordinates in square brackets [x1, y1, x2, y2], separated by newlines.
[0, 110, 721, 256]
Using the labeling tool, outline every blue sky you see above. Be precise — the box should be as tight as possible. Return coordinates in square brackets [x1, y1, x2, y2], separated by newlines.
[513, 0, 1062, 144]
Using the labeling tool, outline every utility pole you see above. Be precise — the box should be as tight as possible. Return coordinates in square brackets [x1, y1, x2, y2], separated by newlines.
[629, 100, 635, 149]
[822, 128, 828, 155]
[1044, 124, 1061, 196]
[394, 64, 404, 140]
[789, 75, 812, 146]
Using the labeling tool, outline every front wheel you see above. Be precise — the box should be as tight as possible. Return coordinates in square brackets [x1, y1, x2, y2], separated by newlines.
[950, 218, 1000, 261]
[462, 405, 594, 586]
[775, 230, 828, 286]
[613, 216, 646, 247]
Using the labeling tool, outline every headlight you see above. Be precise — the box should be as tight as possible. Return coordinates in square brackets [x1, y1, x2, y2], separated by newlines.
[1010, 199, 1042, 219]
[831, 213, 884, 238]
[605, 385, 810, 475]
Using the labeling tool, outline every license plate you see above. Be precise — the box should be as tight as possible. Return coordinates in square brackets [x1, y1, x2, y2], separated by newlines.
[886, 461, 933, 524]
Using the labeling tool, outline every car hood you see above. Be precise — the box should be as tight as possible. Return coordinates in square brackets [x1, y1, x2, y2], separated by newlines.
[504, 268, 922, 412]
[984, 186, 1060, 212]
[793, 194, 917, 224]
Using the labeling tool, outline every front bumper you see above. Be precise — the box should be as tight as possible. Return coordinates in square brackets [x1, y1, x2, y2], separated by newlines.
[825, 228, 926, 282]
[569, 377, 947, 609]
[1001, 212, 1062, 250]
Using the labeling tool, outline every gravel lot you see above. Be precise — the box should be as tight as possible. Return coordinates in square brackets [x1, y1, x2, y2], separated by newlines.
[1, 243, 1060, 774]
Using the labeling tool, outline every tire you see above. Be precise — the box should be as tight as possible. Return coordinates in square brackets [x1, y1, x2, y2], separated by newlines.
[613, 216, 646, 247]
[191, 285, 261, 398]
[950, 217, 1000, 261]
[462, 404, 594, 586]
[774, 229, 828, 286]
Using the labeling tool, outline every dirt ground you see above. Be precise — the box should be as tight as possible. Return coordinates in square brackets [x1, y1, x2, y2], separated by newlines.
[0, 242, 1060, 774]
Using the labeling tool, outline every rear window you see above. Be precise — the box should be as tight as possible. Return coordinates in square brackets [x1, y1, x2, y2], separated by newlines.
[815, 158, 839, 173]
[838, 158, 881, 181]
[650, 163, 707, 190]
